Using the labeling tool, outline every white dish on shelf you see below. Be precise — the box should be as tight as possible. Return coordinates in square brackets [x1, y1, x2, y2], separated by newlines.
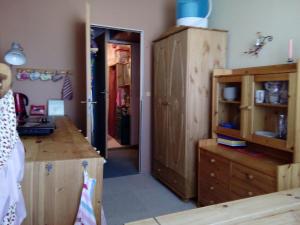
[255, 131, 277, 138]
[223, 87, 237, 101]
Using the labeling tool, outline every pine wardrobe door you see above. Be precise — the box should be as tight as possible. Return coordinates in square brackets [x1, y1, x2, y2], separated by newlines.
[153, 39, 169, 165]
[167, 31, 188, 178]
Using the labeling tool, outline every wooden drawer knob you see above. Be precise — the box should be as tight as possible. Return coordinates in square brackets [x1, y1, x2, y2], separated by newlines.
[157, 168, 161, 172]
[210, 158, 216, 163]
[210, 186, 215, 191]
[210, 172, 215, 177]
[247, 174, 254, 180]
[209, 200, 215, 204]
[248, 191, 253, 196]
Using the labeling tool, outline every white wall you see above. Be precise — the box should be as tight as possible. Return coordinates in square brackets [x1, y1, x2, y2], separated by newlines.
[209, 0, 300, 68]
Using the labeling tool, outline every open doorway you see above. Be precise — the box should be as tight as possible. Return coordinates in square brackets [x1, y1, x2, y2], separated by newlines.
[90, 25, 141, 178]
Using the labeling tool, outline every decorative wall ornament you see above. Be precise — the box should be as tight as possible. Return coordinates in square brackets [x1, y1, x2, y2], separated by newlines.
[244, 32, 273, 56]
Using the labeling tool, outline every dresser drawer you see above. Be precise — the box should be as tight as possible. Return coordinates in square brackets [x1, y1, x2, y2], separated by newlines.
[199, 181, 230, 204]
[230, 180, 266, 199]
[167, 168, 186, 195]
[200, 151, 230, 186]
[231, 163, 276, 193]
[153, 160, 187, 197]
[199, 195, 222, 206]
[200, 149, 230, 170]
[199, 189, 230, 206]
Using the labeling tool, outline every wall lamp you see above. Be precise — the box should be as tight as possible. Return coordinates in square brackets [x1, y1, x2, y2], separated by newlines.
[4, 42, 27, 66]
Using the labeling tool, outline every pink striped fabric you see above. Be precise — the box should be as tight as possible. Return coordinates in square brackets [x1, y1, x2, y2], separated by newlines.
[74, 171, 97, 225]
[61, 75, 73, 100]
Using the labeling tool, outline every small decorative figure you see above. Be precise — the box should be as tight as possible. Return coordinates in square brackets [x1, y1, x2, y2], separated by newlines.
[244, 32, 273, 56]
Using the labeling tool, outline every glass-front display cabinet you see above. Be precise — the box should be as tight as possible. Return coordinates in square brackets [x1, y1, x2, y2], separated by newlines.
[212, 64, 298, 153]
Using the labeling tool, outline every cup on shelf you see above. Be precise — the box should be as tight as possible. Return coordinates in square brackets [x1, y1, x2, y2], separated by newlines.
[255, 90, 265, 103]
[223, 87, 237, 101]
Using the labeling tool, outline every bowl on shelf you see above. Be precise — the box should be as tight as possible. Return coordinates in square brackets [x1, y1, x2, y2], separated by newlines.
[223, 87, 237, 101]
[255, 131, 277, 138]
[220, 122, 238, 129]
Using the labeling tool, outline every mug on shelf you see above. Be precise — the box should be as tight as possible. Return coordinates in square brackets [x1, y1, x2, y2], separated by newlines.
[255, 90, 265, 103]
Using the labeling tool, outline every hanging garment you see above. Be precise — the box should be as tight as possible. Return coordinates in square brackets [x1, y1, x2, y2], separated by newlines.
[61, 74, 73, 100]
[74, 171, 97, 225]
[0, 90, 26, 225]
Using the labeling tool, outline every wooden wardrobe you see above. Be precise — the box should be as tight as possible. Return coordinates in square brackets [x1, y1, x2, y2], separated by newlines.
[152, 27, 227, 199]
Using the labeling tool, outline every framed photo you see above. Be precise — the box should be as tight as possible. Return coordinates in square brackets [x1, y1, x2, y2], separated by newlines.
[48, 99, 64, 116]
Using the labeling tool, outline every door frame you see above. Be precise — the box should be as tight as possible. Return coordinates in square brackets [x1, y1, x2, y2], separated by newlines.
[91, 23, 144, 173]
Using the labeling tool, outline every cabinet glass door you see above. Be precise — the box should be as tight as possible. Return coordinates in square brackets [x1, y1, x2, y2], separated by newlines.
[250, 73, 296, 151]
[214, 76, 242, 138]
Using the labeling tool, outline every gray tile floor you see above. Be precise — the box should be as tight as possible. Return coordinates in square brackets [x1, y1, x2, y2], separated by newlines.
[103, 174, 196, 225]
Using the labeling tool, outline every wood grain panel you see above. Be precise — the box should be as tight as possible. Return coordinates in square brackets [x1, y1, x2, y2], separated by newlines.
[153, 39, 169, 165]
[23, 158, 103, 225]
[295, 60, 300, 162]
[152, 28, 227, 199]
[22, 117, 103, 225]
[128, 188, 300, 225]
[231, 163, 276, 193]
[287, 73, 297, 149]
[277, 163, 300, 191]
[167, 31, 187, 178]
[186, 29, 227, 196]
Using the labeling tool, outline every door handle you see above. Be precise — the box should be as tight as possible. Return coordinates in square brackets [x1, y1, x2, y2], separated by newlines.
[100, 91, 109, 95]
[80, 101, 97, 104]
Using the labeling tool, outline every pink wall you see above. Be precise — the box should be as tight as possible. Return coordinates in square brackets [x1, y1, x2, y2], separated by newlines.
[0, 0, 87, 130]
[0, 0, 176, 173]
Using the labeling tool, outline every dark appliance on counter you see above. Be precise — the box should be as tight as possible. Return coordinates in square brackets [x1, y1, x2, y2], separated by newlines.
[14, 92, 29, 124]
[17, 116, 56, 136]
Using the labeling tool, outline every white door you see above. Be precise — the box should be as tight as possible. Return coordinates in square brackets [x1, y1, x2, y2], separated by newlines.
[85, 3, 108, 157]
[85, 2, 92, 142]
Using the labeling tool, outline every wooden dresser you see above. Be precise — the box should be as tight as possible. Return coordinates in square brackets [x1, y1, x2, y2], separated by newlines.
[21, 117, 104, 225]
[198, 140, 289, 206]
[152, 26, 227, 199]
[198, 62, 300, 206]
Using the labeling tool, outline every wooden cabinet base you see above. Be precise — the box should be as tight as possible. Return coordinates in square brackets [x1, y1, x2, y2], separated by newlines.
[21, 117, 104, 225]
[23, 158, 103, 225]
[198, 139, 300, 207]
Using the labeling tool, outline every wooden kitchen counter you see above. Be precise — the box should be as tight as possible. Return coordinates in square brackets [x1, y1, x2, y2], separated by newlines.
[22, 116, 100, 162]
[126, 188, 300, 225]
[22, 116, 104, 225]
